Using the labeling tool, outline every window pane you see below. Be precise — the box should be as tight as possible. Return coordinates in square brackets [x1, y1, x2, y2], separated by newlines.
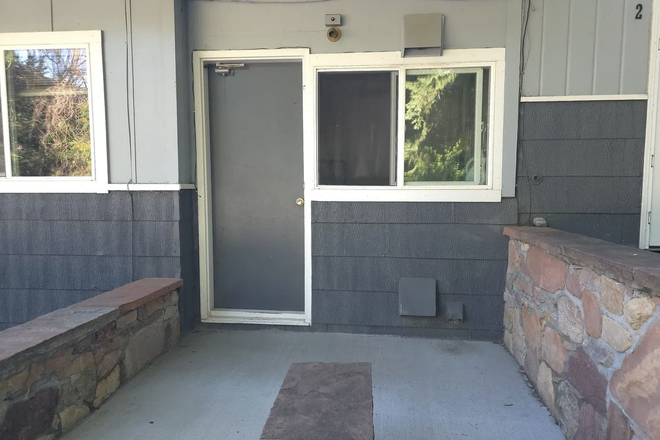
[404, 68, 489, 185]
[318, 71, 396, 186]
[5, 48, 92, 177]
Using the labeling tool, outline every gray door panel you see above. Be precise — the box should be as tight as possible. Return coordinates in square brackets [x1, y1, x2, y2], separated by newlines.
[208, 62, 304, 312]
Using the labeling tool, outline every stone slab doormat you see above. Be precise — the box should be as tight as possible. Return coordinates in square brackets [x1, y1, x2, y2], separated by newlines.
[260, 362, 374, 440]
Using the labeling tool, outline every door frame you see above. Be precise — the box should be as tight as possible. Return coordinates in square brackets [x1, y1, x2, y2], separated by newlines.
[193, 48, 312, 325]
[640, 0, 660, 248]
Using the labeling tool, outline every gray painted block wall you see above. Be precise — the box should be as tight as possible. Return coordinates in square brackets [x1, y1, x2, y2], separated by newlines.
[0, 191, 199, 332]
[517, 100, 645, 245]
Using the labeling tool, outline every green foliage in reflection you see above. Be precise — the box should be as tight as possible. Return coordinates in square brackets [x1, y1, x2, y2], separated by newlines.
[404, 141, 466, 182]
[404, 70, 474, 183]
[6, 49, 91, 177]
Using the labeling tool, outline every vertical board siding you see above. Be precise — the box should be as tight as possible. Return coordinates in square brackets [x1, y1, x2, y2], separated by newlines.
[523, 0, 651, 96]
[0, 192, 199, 331]
[620, 0, 651, 94]
[593, 0, 626, 94]
[131, 0, 181, 183]
[52, 0, 133, 183]
[539, 0, 570, 96]
[566, 0, 597, 95]
[0, 0, 183, 183]
[188, 0, 507, 53]
[0, 0, 51, 31]
[518, 101, 645, 244]
[521, 0, 545, 96]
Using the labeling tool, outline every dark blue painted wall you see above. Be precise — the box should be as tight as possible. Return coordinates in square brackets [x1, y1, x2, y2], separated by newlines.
[0, 191, 200, 332]
[517, 101, 645, 246]
[310, 201, 517, 340]
[0, 101, 646, 341]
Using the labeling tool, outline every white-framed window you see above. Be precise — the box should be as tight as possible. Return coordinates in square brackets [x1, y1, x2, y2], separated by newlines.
[306, 49, 505, 202]
[0, 31, 107, 193]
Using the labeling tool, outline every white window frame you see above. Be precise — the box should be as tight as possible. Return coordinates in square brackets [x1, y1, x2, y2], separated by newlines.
[306, 48, 506, 202]
[0, 31, 108, 193]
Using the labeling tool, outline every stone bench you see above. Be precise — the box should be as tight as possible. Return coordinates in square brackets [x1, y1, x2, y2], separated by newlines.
[0, 278, 183, 440]
[261, 362, 374, 440]
[503, 227, 660, 440]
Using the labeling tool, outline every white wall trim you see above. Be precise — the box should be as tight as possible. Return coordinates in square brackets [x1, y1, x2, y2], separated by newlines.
[0, 31, 102, 46]
[521, 94, 648, 102]
[107, 183, 196, 191]
[206, 310, 308, 326]
[193, 48, 312, 326]
[640, 0, 660, 249]
[309, 48, 506, 66]
[0, 181, 109, 194]
[308, 188, 502, 203]
[0, 183, 195, 193]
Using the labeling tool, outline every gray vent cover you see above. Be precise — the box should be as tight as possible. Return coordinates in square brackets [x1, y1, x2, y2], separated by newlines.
[399, 277, 437, 317]
[402, 13, 445, 57]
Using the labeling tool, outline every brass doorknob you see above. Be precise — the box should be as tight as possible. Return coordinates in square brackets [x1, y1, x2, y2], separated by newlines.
[296, 198, 304, 207]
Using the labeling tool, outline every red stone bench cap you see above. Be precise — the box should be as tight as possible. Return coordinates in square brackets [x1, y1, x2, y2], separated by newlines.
[0, 278, 183, 370]
[504, 227, 660, 296]
[75, 278, 183, 314]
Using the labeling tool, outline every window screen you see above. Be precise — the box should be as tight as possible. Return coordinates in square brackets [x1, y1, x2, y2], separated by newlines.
[318, 71, 396, 186]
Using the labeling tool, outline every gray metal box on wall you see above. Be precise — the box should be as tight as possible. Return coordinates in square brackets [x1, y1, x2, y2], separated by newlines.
[402, 13, 444, 57]
[399, 277, 437, 317]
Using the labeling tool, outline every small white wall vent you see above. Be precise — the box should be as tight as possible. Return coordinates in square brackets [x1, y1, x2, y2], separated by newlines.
[402, 13, 445, 57]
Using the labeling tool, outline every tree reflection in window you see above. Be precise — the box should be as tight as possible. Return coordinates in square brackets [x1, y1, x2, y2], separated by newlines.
[404, 68, 488, 185]
[5, 49, 91, 177]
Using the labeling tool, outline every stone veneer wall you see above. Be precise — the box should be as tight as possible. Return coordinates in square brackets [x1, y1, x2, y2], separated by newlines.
[0, 278, 182, 440]
[503, 227, 660, 440]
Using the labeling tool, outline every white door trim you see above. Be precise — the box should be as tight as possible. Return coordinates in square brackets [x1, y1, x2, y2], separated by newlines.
[640, 0, 660, 249]
[521, 94, 648, 102]
[193, 48, 312, 325]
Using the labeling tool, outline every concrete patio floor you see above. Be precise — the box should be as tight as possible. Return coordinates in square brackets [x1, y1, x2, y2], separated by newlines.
[63, 329, 564, 440]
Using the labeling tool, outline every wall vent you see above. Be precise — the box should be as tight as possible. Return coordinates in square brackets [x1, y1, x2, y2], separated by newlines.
[399, 277, 437, 317]
[402, 13, 445, 57]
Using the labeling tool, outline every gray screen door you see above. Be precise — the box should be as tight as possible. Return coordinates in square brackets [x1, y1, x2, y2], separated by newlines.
[207, 62, 304, 312]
